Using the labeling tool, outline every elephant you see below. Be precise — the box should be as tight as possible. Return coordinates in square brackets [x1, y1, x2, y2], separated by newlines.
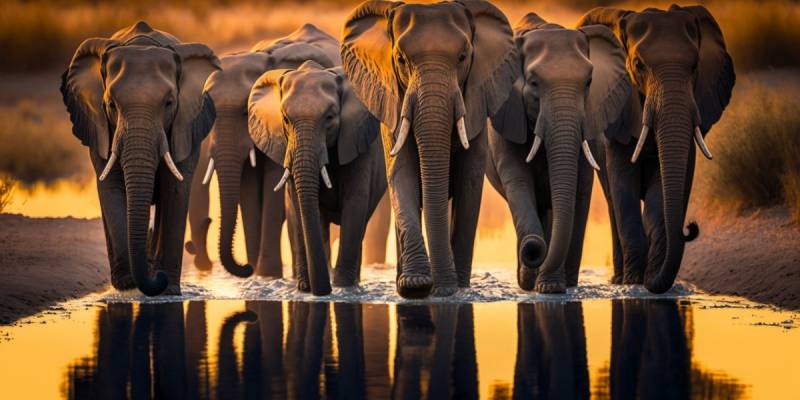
[513, 302, 590, 399]
[248, 62, 387, 295]
[341, 0, 520, 298]
[487, 13, 632, 293]
[199, 24, 342, 279]
[185, 140, 213, 270]
[577, 5, 735, 293]
[61, 21, 219, 296]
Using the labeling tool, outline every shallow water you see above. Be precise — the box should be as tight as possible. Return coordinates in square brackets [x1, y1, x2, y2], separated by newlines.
[1, 265, 798, 399]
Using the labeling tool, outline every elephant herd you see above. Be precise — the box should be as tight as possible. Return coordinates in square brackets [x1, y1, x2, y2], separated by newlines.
[61, 1, 735, 298]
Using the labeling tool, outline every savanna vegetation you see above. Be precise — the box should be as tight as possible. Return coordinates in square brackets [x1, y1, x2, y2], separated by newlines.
[0, 0, 797, 221]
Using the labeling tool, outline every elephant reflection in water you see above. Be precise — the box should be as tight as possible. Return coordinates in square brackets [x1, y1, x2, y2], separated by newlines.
[392, 304, 479, 400]
[513, 302, 590, 400]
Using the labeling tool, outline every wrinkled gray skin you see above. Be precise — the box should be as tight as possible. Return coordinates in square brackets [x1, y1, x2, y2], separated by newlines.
[198, 24, 342, 278]
[341, 0, 519, 298]
[249, 62, 386, 295]
[61, 21, 219, 296]
[486, 14, 631, 293]
[186, 140, 213, 270]
[579, 6, 735, 293]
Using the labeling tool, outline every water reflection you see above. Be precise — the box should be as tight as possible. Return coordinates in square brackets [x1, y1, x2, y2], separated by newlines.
[64, 300, 746, 399]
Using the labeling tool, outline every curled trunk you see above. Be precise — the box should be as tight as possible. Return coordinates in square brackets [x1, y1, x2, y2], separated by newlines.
[120, 125, 168, 296]
[293, 120, 332, 296]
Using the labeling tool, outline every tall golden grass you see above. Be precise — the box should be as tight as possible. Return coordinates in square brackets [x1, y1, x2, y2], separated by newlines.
[696, 77, 800, 223]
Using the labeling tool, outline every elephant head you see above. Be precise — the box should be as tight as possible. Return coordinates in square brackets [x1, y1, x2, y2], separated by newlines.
[61, 21, 219, 296]
[341, 0, 518, 295]
[492, 14, 631, 292]
[579, 6, 735, 293]
[201, 24, 339, 278]
[248, 62, 379, 295]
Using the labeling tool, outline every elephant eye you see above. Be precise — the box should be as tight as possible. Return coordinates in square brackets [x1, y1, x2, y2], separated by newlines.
[397, 53, 406, 65]
[165, 99, 173, 109]
[108, 101, 116, 110]
[634, 58, 645, 72]
[458, 52, 467, 63]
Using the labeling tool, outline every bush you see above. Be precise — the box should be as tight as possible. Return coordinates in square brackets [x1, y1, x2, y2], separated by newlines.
[696, 79, 800, 223]
[0, 176, 14, 213]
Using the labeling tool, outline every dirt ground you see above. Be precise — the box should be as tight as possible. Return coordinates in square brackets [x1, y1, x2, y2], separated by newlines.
[1, 207, 798, 324]
[681, 206, 800, 310]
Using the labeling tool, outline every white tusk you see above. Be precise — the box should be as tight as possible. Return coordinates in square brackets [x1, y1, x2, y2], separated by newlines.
[525, 136, 542, 163]
[202, 158, 215, 185]
[457, 117, 469, 150]
[98, 152, 117, 182]
[320, 166, 332, 189]
[249, 148, 257, 167]
[390, 118, 411, 156]
[582, 140, 601, 171]
[694, 126, 713, 160]
[273, 168, 290, 192]
[163, 151, 184, 181]
[631, 125, 649, 163]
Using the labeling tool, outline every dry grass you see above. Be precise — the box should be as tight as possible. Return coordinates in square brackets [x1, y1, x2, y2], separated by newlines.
[0, 102, 88, 185]
[0, 176, 15, 213]
[696, 78, 800, 223]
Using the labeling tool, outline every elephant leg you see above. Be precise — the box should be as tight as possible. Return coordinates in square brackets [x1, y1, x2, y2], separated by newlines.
[186, 139, 212, 270]
[240, 164, 263, 266]
[363, 193, 391, 265]
[285, 181, 309, 291]
[606, 141, 647, 284]
[93, 154, 134, 290]
[389, 140, 433, 298]
[154, 156, 196, 294]
[450, 130, 487, 288]
[256, 157, 285, 277]
[487, 129, 546, 290]
[564, 160, 594, 287]
[334, 190, 371, 287]
[597, 166, 625, 283]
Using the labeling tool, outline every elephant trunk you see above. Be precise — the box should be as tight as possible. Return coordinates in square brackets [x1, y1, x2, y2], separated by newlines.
[536, 88, 581, 292]
[292, 120, 332, 296]
[215, 113, 254, 278]
[645, 65, 694, 294]
[119, 122, 168, 296]
[413, 61, 458, 292]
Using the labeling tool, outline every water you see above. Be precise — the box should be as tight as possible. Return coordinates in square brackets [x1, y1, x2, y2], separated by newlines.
[1, 265, 798, 399]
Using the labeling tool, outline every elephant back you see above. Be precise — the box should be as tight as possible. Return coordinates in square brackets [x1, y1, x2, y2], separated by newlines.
[252, 24, 342, 68]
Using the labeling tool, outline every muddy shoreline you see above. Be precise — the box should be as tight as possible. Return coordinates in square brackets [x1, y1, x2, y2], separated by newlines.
[1, 208, 798, 324]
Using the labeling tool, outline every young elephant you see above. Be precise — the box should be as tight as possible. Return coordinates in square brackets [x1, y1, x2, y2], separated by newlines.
[248, 62, 386, 295]
[61, 22, 219, 296]
[487, 14, 631, 293]
[197, 24, 341, 278]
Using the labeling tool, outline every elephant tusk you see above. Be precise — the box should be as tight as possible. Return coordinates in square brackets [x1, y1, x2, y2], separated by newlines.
[390, 117, 411, 156]
[694, 126, 713, 160]
[273, 168, 290, 192]
[98, 152, 117, 182]
[163, 151, 184, 181]
[631, 125, 649, 163]
[457, 117, 469, 150]
[525, 136, 542, 163]
[202, 157, 215, 185]
[582, 140, 601, 171]
[320, 166, 333, 189]
[249, 148, 257, 167]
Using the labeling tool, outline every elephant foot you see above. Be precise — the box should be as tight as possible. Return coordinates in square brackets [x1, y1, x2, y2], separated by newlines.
[520, 234, 547, 268]
[256, 261, 283, 278]
[535, 274, 566, 294]
[297, 278, 311, 293]
[333, 269, 358, 287]
[111, 275, 136, 291]
[623, 270, 644, 285]
[431, 285, 458, 297]
[397, 272, 433, 299]
[518, 266, 538, 291]
[163, 284, 182, 296]
[610, 274, 623, 284]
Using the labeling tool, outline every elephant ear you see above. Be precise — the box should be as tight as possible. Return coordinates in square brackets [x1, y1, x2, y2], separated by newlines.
[248, 69, 289, 166]
[489, 76, 528, 145]
[580, 24, 632, 141]
[457, 0, 520, 140]
[673, 5, 735, 133]
[330, 67, 380, 165]
[576, 7, 633, 46]
[60, 38, 118, 160]
[267, 42, 337, 70]
[341, 0, 404, 132]
[170, 43, 221, 162]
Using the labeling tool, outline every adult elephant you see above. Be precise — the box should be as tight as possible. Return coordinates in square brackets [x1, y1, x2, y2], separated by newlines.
[199, 24, 340, 278]
[61, 21, 219, 296]
[578, 5, 735, 293]
[249, 62, 386, 295]
[487, 13, 631, 293]
[186, 140, 213, 270]
[341, 0, 519, 298]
